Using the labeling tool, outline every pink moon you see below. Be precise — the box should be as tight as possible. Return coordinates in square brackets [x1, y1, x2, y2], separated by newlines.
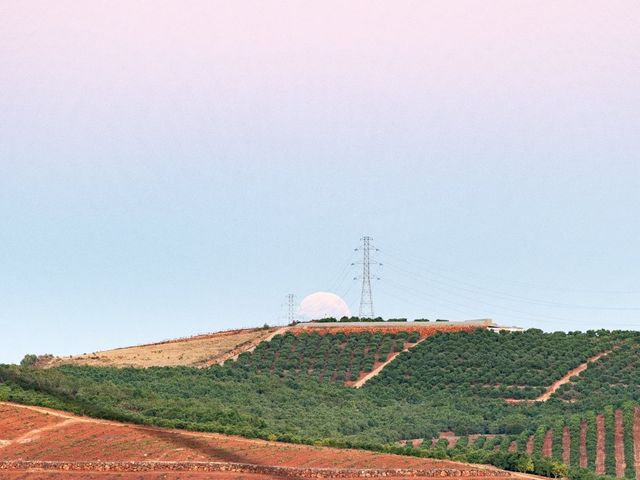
[299, 292, 351, 320]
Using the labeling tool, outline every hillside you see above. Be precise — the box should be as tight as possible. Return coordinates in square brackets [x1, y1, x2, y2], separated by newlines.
[0, 401, 516, 479]
[368, 329, 618, 399]
[228, 320, 489, 386]
[40, 327, 283, 368]
[2, 326, 640, 480]
[38, 319, 490, 370]
[414, 405, 640, 480]
[555, 342, 640, 406]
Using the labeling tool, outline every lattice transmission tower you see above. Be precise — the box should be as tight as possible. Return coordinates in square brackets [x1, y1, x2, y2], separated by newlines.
[353, 236, 380, 318]
[286, 294, 297, 324]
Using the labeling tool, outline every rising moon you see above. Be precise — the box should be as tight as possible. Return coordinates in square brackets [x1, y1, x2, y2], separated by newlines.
[298, 292, 351, 320]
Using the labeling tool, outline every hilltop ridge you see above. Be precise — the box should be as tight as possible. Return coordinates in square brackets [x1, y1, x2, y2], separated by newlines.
[38, 319, 494, 369]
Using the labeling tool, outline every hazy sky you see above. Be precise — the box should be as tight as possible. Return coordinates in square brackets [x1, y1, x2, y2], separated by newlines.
[1, 1, 640, 363]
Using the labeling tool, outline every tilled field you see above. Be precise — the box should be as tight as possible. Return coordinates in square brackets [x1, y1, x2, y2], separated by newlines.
[0, 402, 514, 479]
[0, 404, 68, 441]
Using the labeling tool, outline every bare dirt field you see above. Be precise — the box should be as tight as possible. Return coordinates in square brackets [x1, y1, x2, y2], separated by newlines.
[41, 327, 280, 368]
[0, 404, 68, 440]
[0, 476, 509, 480]
[0, 473, 515, 480]
[0, 402, 516, 479]
[0, 474, 277, 480]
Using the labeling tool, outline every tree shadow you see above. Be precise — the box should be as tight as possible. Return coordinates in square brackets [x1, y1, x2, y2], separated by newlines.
[130, 425, 306, 479]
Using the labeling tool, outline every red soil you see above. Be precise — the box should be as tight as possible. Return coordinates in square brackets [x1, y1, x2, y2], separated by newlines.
[580, 421, 588, 469]
[596, 414, 606, 475]
[292, 322, 489, 338]
[615, 409, 626, 478]
[508, 442, 517, 453]
[542, 430, 553, 458]
[0, 474, 513, 480]
[537, 351, 611, 402]
[0, 402, 513, 479]
[427, 432, 460, 448]
[466, 434, 500, 447]
[634, 408, 640, 480]
[318, 324, 489, 388]
[441, 432, 460, 448]
[351, 336, 435, 388]
[563, 426, 571, 465]
[0, 474, 277, 480]
[0, 403, 68, 440]
[526, 436, 534, 455]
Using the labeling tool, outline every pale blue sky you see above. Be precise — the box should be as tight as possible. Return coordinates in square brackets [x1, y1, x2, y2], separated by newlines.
[1, 1, 639, 363]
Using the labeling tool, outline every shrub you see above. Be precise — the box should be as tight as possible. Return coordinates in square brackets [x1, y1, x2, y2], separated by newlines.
[20, 354, 38, 368]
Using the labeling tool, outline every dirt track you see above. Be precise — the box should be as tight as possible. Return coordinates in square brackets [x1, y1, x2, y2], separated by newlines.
[210, 327, 289, 366]
[506, 350, 612, 404]
[579, 421, 588, 468]
[615, 409, 626, 478]
[542, 431, 553, 458]
[352, 335, 431, 388]
[634, 408, 640, 480]
[562, 427, 570, 465]
[526, 436, 534, 455]
[596, 414, 605, 475]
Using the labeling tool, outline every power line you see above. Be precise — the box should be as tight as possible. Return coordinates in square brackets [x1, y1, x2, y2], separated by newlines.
[382, 247, 640, 296]
[383, 262, 581, 323]
[381, 250, 640, 311]
[379, 279, 477, 318]
[326, 250, 359, 293]
[382, 273, 571, 326]
[376, 259, 640, 329]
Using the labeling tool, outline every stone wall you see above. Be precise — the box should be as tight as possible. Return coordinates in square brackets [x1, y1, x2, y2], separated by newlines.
[0, 460, 513, 478]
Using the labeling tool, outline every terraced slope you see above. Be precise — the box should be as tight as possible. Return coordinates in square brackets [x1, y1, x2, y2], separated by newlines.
[555, 342, 640, 406]
[506, 350, 614, 403]
[227, 321, 489, 386]
[368, 329, 617, 400]
[229, 330, 421, 385]
[417, 405, 639, 480]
